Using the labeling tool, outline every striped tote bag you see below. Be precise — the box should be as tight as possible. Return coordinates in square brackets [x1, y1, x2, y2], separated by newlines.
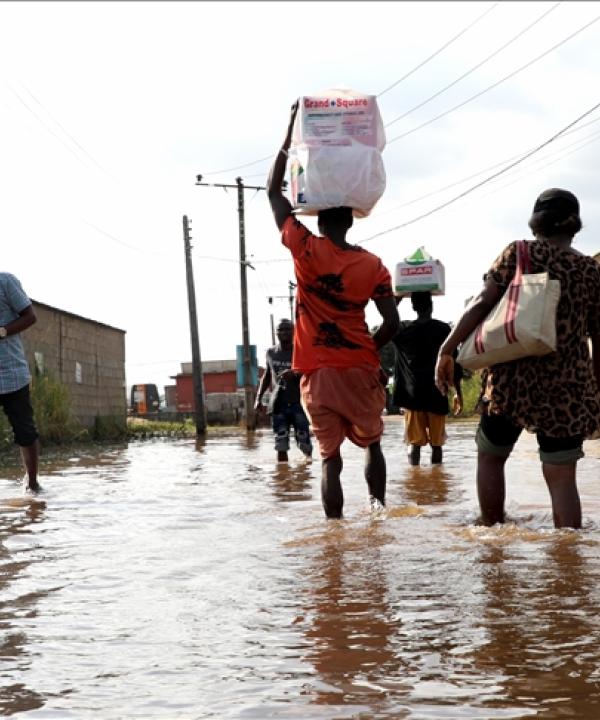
[457, 240, 560, 371]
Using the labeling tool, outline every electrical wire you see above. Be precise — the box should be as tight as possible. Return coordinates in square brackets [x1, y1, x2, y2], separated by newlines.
[384, 2, 560, 128]
[82, 220, 171, 256]
[201, 4, 499, 177]
[252, 257, 292, 265]
[8, 83, 93, 169]
[377, 2, 499, 97]
[477, 128, 600, 201]
[358, 99, 600, 243]
[201, 153, 275, 178]
[386, 12, 600, 145]
[241, 114, 600, 265]
[372, 113, 600, 218]
[19, 82, 113, 178]
[194, 255, 248, 265]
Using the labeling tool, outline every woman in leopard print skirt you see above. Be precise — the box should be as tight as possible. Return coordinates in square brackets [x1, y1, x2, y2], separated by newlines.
[435, 188, 600, 529]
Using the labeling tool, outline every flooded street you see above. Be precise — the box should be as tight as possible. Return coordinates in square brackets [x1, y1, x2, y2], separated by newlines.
[3, 418, 600, 719]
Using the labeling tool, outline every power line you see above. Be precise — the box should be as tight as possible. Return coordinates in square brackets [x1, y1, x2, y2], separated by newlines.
[478, 128, 600, 201]
[385, 2, 560, 128]
[372, 114, 600, 219]
[359, 99, 600, 243]
[19, 82, 113, 178]
[377, 2, 499, 98]
[202, 153, 274, 178]
[252, 257, 292, 265]
[408, 127, 600, 238]
[201, 4, 499, 177]
[81, 218, 257, 265]
[82, 220, 170, 256]
[386, 12, 600, 145]
[197, 3, 583, 179]
[8, 83, 92, 169]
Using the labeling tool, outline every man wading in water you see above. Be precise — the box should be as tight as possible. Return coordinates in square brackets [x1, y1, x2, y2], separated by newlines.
[266, 101, 400, 518]
[254, 318, 313, 463]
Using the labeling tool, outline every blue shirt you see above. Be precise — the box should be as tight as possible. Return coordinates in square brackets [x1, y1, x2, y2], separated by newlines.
[0, 273, 32, 394]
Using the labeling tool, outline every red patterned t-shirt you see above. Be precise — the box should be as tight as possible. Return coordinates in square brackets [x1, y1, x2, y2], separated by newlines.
[281, 215, 393, 373]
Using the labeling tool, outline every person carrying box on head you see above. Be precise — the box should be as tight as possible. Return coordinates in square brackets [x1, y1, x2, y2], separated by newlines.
[392, 292, 463, 466]
[266, 101, 400, 518]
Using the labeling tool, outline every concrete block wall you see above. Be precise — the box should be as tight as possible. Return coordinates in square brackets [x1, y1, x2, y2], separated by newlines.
[22, 301, 127, 430]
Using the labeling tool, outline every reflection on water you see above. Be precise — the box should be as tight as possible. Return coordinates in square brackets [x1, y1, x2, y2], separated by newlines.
[301, 523, 402, 717]
[403, 465, 450, 507]
[0, 498, 47, 716]
[469, 539, 600, 717]
[269, 463, 313, 503]
[1, 423, 600, 718]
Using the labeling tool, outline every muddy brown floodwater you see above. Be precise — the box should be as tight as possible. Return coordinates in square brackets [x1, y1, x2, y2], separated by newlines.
[2, 418, 600, 719]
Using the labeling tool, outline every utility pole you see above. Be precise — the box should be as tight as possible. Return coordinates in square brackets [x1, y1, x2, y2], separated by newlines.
[183, 215, 207, 436]
[268, 279, 297, 327]
[268, 297, 276, 345]
[195, 174, 267, 431]
[288, 280, 297, 324]
[235, 176, 255, 431]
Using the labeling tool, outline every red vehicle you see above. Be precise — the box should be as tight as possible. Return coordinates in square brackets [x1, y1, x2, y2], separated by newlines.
[130, 384, 160, 414]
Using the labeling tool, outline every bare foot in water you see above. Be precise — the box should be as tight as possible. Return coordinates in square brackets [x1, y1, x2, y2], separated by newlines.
[23, 478, 43, 495]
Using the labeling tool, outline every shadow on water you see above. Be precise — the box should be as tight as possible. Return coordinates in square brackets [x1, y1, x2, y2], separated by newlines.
[0, 498, 47, 716]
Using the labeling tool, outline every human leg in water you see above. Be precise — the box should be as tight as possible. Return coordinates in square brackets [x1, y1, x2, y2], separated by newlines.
[292, 405, 313, 458]
[272, 412, 290, 463]
[365, 441, 386, 508]
[431, 445, 443, 464]
[409, 445, 420, 466]
[477, 451, 508, 525]
[542, 462, 581, 529]
[322, 451, 343, 518]
[21, 440, 41, 493]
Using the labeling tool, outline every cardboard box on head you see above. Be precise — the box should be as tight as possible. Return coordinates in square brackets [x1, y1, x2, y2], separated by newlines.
[289, 89, 386, 219]
[395, 247, 445, 297]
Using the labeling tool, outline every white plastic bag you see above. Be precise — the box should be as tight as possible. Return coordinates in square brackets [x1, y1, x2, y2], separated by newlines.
[289, 89, 386, 218]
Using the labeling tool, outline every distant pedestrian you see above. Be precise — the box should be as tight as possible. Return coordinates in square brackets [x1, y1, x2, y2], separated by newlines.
[266, 101, 400, 518]
[0, 272, 40, 493]
[254, 318, 312, 462]
[393, 292, 463, 466]
[436, 188, 600, 529]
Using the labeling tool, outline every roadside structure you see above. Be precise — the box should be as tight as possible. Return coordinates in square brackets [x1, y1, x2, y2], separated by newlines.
[23, 300, 127, 431]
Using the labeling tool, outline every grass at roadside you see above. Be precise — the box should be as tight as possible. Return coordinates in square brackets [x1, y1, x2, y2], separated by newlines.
[460, 370, 483, 417]
[126, 417, 243, 439]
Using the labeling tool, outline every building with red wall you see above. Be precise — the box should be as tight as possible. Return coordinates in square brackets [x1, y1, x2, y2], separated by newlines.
[171, 360, 264, 413]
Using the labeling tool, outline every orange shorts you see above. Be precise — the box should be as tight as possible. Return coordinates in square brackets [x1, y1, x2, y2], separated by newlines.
[300, 367, 386, 459]
[404, 410, 447, 447]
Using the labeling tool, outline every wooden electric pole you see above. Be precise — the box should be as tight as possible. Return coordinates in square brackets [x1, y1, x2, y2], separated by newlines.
[235, 176, 256, 431]
[195, 174, 267, 431]
[268, 297, 276, 345]
[268, 280, 297, 328]
[288, 280, 297, 324]
[183, 215, 207, 435]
